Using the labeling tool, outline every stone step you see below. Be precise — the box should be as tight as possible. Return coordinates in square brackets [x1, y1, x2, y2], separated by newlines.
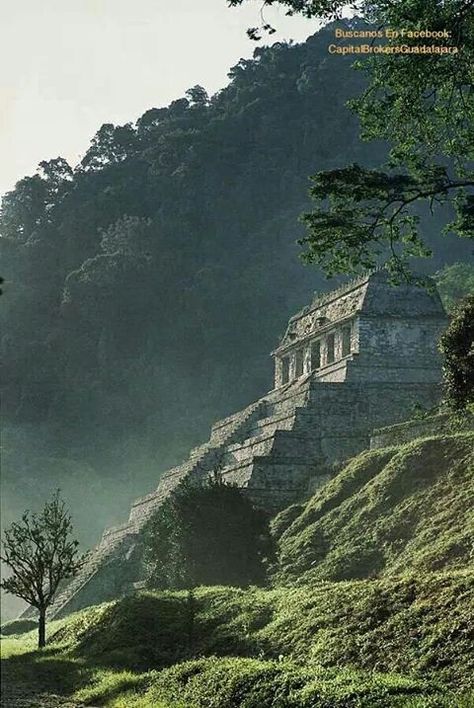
[189, 442, 212, 459]
[251, 412, 295, 433]
[224, 431, 276, 462]
[49, 536, 123, 613]
[225, 427, 321, 464]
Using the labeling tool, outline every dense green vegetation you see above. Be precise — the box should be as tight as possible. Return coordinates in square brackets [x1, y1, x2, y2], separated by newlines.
[434, 263, 474, 312]
[142, 477, 274, 589]
[439, 297, 474, 410]
[1, 25, 367, 456]
[232, 1, 474, 281]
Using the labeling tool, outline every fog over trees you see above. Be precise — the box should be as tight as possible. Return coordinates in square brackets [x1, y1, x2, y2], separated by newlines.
[1, 20, 470, 618]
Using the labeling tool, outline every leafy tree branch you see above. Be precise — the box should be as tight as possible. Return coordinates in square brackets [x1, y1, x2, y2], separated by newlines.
[299, 165, 474, 280]
[229, 0, 474, 279]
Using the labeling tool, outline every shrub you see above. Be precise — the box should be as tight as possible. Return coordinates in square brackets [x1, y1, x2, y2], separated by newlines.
[142, 475, 275, 589]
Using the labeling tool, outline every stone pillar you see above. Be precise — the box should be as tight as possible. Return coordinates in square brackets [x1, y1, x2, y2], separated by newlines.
[352, 317, 360, 354]
[274, 357, 283, 388]
[303, 344, 312, 374]
[289, 351, 297, 381]
[335, 329, 343, 361]
[321, 338, 328, 367]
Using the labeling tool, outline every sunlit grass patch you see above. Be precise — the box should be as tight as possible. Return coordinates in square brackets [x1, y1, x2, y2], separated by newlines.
[116, 656, 446, 708]
[73, 668, 153, 706]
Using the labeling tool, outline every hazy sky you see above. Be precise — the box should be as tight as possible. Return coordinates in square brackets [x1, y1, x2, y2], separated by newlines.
[0, 0, 318, 197]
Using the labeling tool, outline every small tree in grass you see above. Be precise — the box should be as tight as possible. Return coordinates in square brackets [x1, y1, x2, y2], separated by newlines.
[0, 490, 85, 648]
[142, 473, 275, 590]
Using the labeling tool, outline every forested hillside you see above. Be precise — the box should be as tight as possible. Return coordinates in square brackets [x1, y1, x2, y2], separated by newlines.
[1, 20, 470, 553]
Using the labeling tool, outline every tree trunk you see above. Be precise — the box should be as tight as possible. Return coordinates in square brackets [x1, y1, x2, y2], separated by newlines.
[38, 609, 46, 648]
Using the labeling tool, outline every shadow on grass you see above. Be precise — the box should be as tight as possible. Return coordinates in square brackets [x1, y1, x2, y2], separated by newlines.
[49, 591, 274, 672]
[74, 671, 151, 707]
[0, 646, 91, 702]
[1, 642, 151, 707]
[1, 590, 275, 704]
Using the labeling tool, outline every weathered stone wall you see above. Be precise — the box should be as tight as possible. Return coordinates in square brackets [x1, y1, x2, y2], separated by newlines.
[355, 317, 445, 380]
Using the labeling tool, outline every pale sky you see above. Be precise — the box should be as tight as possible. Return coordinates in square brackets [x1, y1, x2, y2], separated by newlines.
[0, 0, 318, 197]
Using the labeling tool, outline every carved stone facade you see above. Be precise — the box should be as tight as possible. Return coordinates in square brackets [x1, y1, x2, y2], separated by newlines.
[38, 270, 447, 620]
[273, 269, 445, 387]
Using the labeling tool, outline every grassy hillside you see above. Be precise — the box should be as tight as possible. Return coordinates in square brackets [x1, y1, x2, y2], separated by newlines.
[2, 430, 473, 706]
[274, 432, 474, 585]
[2, 572, 473, 706]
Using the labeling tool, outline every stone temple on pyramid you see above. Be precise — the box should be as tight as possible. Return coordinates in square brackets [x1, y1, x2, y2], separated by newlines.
[42, 269, 448, 618]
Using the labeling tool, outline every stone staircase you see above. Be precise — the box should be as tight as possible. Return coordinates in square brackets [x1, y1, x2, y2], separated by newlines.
[29, 375, 383, 620]
[38, 377, 328, 619]
[45, 397, 272, 618]
[45, 523, 139, 619]
[218, 381, 326, 510]
[127, 398, 269, 524]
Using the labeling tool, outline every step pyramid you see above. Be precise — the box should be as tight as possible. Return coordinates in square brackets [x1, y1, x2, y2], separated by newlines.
[26, 270, 447, 620]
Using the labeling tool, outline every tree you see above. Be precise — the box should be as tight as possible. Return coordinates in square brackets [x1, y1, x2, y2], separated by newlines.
[228, 0, 356, 21]
[230, 0, 474, 281]
[185, 85, 210, 107]
[79, 123, 138, 171]
[142, 474, 275, 590]
[434, 262, 474, 312]
[0, 491, 85, 648]
[439, 294, 474, 410]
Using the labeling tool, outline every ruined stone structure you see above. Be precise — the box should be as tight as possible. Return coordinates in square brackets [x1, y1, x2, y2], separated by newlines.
[43, 270, 447, 618]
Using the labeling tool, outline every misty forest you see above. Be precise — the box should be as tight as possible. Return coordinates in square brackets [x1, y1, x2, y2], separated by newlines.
[1, 1, 473, 707]
[1, 23, 393, 558]
[2, 18, 471, 553]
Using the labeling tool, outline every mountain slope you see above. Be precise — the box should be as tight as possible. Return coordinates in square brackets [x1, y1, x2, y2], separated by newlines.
[0, 23, 375, 556]
[274, 432, 474, 585]
[2, 20, 471, 534]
